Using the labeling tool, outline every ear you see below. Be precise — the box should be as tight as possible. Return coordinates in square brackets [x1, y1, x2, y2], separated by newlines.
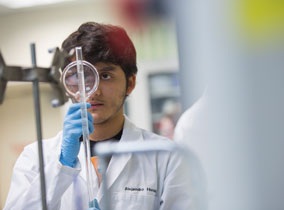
[126, 74, 136, 96]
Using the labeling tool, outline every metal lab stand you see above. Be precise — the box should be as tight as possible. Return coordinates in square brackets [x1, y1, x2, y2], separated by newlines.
[0, 44, 68, 210]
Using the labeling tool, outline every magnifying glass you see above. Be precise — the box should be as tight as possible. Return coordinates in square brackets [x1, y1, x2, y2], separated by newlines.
[61, 60, 99, 101]
[61, 49, 99, 208]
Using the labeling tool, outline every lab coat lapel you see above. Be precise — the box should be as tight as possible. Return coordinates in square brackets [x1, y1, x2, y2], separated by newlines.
[97, 116, 143, 201]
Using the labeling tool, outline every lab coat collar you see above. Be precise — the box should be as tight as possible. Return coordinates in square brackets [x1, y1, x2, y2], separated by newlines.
[78, 116, 144, 201]
[97, 116, 143, 201]
[106, 116, 142, 182]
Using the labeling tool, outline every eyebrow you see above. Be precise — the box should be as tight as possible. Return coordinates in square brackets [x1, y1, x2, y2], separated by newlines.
[96, 66, 116, 72]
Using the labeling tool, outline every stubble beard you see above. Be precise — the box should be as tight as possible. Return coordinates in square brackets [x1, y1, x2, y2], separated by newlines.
[92, 91, 127, 126]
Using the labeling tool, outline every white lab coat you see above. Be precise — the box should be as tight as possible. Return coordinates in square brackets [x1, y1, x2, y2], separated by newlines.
[4, 117, 194, 210]
[174, 96, 209, 209]
[174, 96, 209, 174]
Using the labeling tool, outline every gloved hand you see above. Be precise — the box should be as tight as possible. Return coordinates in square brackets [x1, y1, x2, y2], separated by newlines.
[60, 103, 94, 167]
[88, 199, 100, 210]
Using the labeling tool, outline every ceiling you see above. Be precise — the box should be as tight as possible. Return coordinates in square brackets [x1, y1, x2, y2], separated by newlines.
[0, 4, 13, 15]
[0, 0, 95, 15]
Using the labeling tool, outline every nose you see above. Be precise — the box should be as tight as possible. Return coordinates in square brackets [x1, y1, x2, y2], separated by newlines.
[89, 85, 101, 101]
[94, 85, 101, 96]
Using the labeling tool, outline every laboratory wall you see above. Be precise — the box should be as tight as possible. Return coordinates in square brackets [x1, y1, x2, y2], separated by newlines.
[0, 1, 179, 207]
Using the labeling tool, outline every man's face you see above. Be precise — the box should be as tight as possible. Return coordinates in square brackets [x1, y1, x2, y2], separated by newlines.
[87, 62, 135, 125]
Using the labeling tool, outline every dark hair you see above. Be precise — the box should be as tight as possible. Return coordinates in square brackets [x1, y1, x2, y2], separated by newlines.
[62, 22, 137, 79]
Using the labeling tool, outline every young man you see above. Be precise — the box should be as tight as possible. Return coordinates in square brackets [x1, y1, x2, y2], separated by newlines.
[4, 22, 193, 210]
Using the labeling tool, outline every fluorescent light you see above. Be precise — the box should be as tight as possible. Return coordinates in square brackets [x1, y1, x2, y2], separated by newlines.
[0, 0, 75, 9]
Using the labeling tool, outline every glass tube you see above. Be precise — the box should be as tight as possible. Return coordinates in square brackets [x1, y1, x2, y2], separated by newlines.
[75, 46, 96, 208]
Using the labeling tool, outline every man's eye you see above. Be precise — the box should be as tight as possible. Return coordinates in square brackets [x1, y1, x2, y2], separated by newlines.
[65, 73, 78, 85]
[101, 73, 111, 80]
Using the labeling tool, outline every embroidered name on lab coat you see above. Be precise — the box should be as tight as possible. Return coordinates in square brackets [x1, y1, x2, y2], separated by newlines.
[147, 187, 157, 193]
[125, 187, 157, 193]
[125, 187, 144, 192]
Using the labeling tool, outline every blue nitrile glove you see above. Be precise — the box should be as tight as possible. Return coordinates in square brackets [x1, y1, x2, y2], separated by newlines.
[88, 199, 100, 210]
[60, 103, 94, 167]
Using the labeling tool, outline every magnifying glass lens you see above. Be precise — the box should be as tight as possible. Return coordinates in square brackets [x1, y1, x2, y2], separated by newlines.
[61, 61, 99, 99]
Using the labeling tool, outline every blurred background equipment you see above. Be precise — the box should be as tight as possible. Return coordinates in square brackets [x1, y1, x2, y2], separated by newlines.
[148, 72, 181, 139]
[170, 0, 284, 210]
